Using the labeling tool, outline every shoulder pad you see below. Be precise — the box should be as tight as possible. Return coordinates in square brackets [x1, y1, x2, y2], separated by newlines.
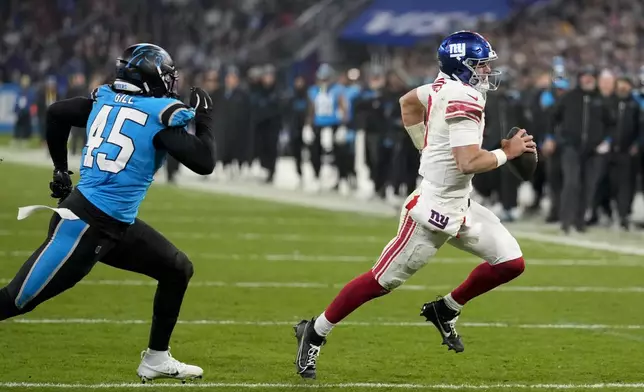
[91, 85, 110, 101]
[158, 99, 195, 128]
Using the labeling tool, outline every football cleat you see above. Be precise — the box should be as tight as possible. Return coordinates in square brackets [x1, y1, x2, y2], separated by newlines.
[420, 297, 464, 353]
[294, 319, 326, 379]
[137, 349, 203, 383]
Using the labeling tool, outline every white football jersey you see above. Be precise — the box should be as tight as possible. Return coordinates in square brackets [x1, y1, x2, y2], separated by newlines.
[415, 72, 486, 201]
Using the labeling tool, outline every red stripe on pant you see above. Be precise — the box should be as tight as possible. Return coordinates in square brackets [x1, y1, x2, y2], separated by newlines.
[372, 214, 417, 281]
[371, 212, 410, 272]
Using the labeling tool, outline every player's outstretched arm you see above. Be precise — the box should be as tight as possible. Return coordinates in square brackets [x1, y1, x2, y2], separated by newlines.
[451, 120, 535, 174]
[153, 88, 216, 175]
[46, 97, 94, 172]
[399, 88, 426, 150]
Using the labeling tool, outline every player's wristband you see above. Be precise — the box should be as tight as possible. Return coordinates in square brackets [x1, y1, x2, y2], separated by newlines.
[404, 122, 426, 150]
[491, 149, 507, 167]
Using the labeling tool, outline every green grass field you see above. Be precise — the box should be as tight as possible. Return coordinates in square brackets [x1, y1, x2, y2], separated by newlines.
[1, 162, 643, 392]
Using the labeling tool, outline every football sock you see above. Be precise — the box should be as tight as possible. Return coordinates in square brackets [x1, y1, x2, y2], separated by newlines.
[451, 257, 525, 305]
[144, 348, 170, 366]
[313, 312, 335, 337]
[443, 293, 463, 312]
[323, 271, 389, 325]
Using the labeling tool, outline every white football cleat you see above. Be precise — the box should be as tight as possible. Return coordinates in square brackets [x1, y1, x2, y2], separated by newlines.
[137, 349, 203, 383]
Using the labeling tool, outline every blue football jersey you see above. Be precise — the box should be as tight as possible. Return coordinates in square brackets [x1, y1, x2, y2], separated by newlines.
[342, 84, 362, 123]
[308, 84, 343, 127]
[77, 85, 195, 223]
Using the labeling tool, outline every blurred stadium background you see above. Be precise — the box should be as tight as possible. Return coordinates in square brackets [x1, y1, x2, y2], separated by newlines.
[2, 0, 644, 390]
[2, 0, 644, 231]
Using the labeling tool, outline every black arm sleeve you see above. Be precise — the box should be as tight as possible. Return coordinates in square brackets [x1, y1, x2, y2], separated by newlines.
[46, 97, 94, 171]
[153, 114, 216, 175]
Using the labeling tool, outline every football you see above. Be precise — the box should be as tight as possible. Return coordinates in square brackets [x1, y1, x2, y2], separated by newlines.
[505, 127, 538, 181]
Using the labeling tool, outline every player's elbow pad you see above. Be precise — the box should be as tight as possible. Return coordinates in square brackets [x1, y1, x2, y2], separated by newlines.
[405, 122, 425, 150]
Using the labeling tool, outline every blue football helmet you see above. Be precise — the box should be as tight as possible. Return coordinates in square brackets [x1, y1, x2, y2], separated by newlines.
[437, 31, 501, 91]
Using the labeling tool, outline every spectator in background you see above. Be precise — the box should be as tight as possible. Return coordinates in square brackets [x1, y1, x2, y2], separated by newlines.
[202, 70, 221, 107]
[254, 64, 283, 183]
[247, 66, 264, 166]
[525, 72, 553, 216]
[66, 71, 88, 156]
[587, 69, 617, 226]
[36, 76, 58, 146]
[552, 67, 613, 234]
[335, 70, 360, 191]
[607, 76, 641, 230]
[12, 75, 34, 147]
[540, 78, 570, 223]
[354, 68, 390, 199]
[215, 66, 251, 180]
[306, 64, 345, 191]
[388, 71, 417, 198]
[285, 75, 309, 185]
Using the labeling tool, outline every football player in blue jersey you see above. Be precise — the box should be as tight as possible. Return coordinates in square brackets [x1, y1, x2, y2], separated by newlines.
[0, 44, 215, 383]
[306, 64, 346, 190]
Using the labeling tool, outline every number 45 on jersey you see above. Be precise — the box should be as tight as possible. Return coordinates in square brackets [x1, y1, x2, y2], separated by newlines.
[83, 105, 148, 174]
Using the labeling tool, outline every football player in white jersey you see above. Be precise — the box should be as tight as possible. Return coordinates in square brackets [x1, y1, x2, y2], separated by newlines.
[293, 31, 536, 379]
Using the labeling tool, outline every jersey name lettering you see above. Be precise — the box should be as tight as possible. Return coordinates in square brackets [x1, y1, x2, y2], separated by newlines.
[114, 94, 135, 104]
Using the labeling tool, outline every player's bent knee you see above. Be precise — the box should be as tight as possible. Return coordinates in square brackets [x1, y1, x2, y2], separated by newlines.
[376, 243, 437, 291]
[176, 252, 194, 283]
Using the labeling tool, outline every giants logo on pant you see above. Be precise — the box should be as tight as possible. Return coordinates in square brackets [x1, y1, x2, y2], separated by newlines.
[429, 210, 449, 230]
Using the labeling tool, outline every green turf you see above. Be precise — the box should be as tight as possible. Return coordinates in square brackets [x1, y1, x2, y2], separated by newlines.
[0, 134, 43, 148]
[0, 162, 643, 392]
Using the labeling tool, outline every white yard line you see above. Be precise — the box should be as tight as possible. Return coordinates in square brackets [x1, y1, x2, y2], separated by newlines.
[9, 318, 644, 331]
[1, 278, 643, 293]
[1, 381, 644, 389]
[2, 250, 644, 267]
[0, 214, 376, 226]
[3, 148, 644, 256]
[0, 230, 383, 243]
[511, 230, 644, 256]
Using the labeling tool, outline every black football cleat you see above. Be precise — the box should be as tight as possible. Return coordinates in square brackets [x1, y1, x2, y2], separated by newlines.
[420, 297, 464, 353]
[294, 318, 326, 379]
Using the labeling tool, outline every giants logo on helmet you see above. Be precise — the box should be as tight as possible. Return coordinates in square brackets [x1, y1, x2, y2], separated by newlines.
[448, 43, 466, 58]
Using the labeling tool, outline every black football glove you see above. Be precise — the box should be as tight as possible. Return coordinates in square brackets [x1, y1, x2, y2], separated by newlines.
[189, 87, 213, 117]
[49, 169, 74, 202]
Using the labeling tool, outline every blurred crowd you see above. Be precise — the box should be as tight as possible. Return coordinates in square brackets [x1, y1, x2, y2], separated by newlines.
[1, 0, 314, 89]
[389, 0, 644, 87]
[2, 0, 644, 233]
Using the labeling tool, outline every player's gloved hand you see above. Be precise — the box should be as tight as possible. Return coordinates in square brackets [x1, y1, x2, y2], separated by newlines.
[50, 169, 74, 202]
[189, 87, 213, 117]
